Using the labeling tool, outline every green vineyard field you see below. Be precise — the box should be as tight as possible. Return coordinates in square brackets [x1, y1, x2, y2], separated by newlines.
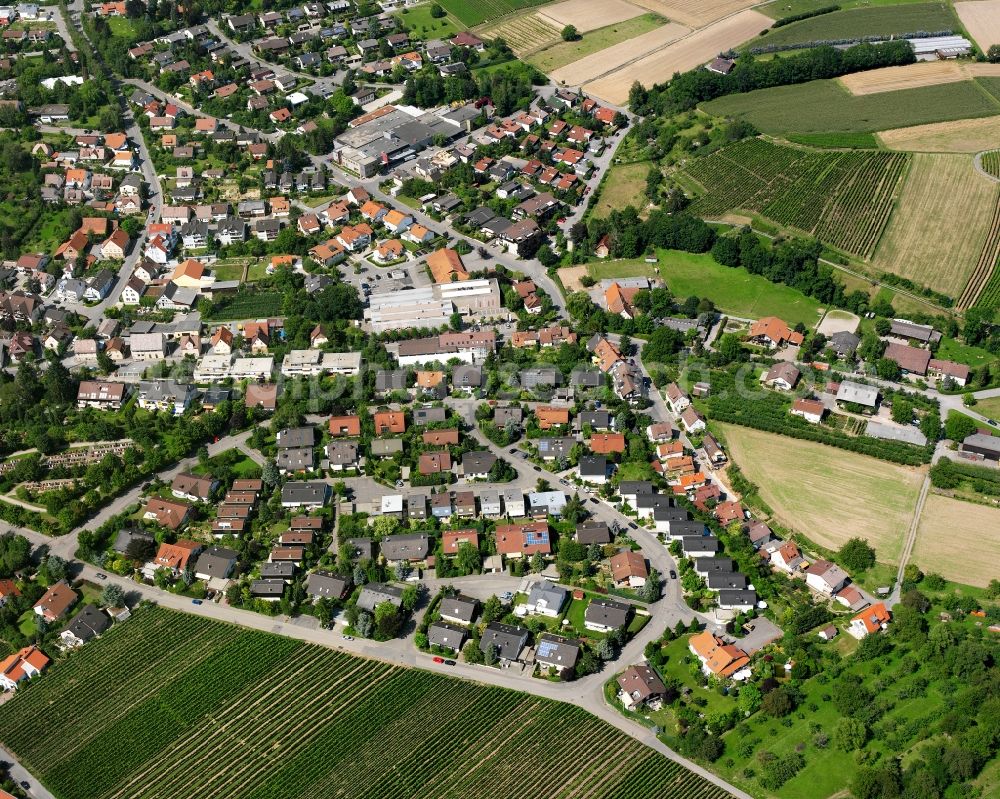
[683, 137, 908, 258]
[438, 0, 552, 26]
[0, 607, 734, 799]
[981, 150, 1000, 181]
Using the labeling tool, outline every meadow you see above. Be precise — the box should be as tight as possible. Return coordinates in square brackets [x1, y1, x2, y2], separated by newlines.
[590, 161, 651, 218]
[528, 13, 665, 72]
[716, 423, 925, 563]
[397, 4, 464, 38]
[912, 494, 1000, 587]
[590, 249, 825, 326]
[701, 79, 1000, 135]
[0, 607, 735, 799]
[750, 2, 958, 48]
[682, 137, 908, 258]
[872, 153, 1000, 301]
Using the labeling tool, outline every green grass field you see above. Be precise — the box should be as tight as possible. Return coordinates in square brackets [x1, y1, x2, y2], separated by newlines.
[590, 161, 651, 219]
[975, 396, 1000, 420]
[0, 606, 734, 799]
[749, 3, 958, 48]
[437, 0, 551, 26]
[397, 3, 464, 38]
[702, 79, 1000, 135]
[591, 249, 824, 326]
[106, 15, 136, 37]
[527, 13, 664, 73]
[205, 291, 284, 320]
[758, 0, 937, 19]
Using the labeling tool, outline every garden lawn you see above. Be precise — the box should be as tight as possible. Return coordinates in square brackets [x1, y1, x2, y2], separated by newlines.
[701, 79, 1000, 135]
[596, 249, 824, 327]
[934, 335, 997, 368]
[757, 0, 937, 18]
[396, 4, 464, 37]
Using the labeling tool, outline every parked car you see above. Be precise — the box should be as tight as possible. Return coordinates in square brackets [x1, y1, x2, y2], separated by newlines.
[444, 659, 456, 665]
[95, 572, 107, 580]
[432, 656, 445, 664]
[192, 599, 203, 605]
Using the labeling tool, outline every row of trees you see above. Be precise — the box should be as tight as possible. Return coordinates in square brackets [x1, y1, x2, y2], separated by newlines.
[629, 39, 915, 115]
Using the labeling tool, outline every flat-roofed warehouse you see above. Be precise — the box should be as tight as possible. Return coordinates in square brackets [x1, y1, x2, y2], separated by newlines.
[364, 279, 504, 332]
[333, 106, 462, 178]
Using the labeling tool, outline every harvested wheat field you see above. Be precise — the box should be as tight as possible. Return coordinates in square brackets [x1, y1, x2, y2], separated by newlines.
[912, 494, 1000, 587]
[879, 116, 1000, 153]
[840, 61, 1000, 96]
[956, 0, 1000, 51]
[550, 21, 690, 84]
[537, 0, 643, 32]
[583, 9, 769, 104]
[872, 153, 999, 298]
[627, 0, 760, 27]
[718, 424, 924, 563]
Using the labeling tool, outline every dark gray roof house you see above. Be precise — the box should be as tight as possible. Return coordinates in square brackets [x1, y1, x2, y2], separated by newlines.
[520, 367, 561, 388]
[347, 537, 375, 561]
[695, 557, 734, 575]
[829, 331, 860, 357]
[578, 410, 610, 430]
[277, 426, 314, 449]
[113, 527, 154, 554]
[357, 582, 404, 612]
[706, 572, 750, 590]
[575, 521, 611, 545]
[584, 598, 630, 631]
[452, 364, 483, 389]
[428, 621, 466, 651]
[462, 450, 496, 478]
[578, 456, 607, 480]
[251, 579, 285, 599]
[305, 571, 350, 600]
[193, 547, 237, 580]
[376, 369, 408, 393]
[63, 604, 111, 644]
[535, 633, 580, 672]
[494, 406, 523, 426]
[260, 561, 296, 580]
[439, 594, 478, 625]
[371, 438, 404, 456]
[413, 406, 448, 425]
[281, 481, 328, 507]
[480, 622, 529, 661]
[380, 534, 430, 562]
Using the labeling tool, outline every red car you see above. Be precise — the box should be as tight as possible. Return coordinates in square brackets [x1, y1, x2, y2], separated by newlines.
[432, 656, 445, 664]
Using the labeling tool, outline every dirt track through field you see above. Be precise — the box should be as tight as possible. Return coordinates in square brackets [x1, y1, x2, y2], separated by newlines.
[840, 61, 1000, 96]
[626, 0, 760, 27]
[956, 0, 1000, 51]
[582, 9, 771, 104]
[537, 0, 644, 32]
[879, 115, 1000, 153]
[550, 21, 691, 84]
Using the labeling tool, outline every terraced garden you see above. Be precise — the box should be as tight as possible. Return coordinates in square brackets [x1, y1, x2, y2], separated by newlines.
[0, 607, 735, 799]
[681, 137, 908, 258]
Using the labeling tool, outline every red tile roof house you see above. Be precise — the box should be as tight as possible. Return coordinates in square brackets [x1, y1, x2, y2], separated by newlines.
[373, 410, 406, 435]
[849, 602, 891, 639]
[610, 550, 648, 588]
[33, 580, 77, 622]
[495, 522, 551, 558]
[329, 415, 362, 436]
[0, 645, 50, 690]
